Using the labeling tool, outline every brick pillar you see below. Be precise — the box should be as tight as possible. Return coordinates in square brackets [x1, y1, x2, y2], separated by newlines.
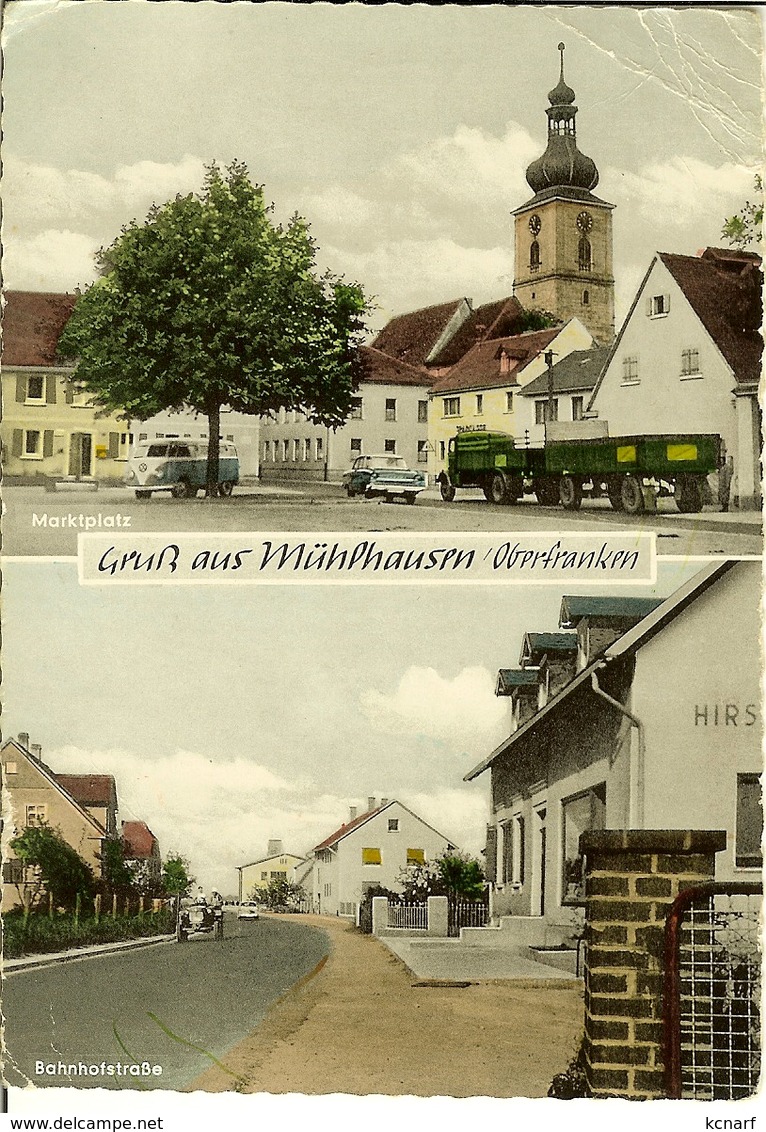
[580, 829, 726, 1100]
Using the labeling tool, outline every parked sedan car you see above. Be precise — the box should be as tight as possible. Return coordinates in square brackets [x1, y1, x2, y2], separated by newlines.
[342, 454, 427, 504]
[238, 901, 260, 920]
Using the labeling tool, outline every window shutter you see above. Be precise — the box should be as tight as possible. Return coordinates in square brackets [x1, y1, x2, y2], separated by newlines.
[108, 432, 120, 458]
[16, 375, 26, 403]
[646, 296, 653, 317]
[664, 293, 671, 313]
[485, 825, 497, 884]
[12, 429, 23, 457]
[45, 374, 57, 404]
[43, 430, 54, 458]
[65, 382, 74, 405]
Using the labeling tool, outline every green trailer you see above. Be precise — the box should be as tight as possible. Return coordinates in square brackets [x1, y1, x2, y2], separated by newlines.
[439, 430, 722, 514]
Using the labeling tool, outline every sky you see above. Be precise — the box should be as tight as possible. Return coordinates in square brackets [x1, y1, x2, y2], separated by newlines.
[3, 3, 763, 334]
[4, 557, 704, 893]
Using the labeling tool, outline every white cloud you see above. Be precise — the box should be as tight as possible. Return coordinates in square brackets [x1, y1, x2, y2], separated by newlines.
[608, 156, 755, 226]
[359, 665, 507, 743]
[397, 786, 489, 856]
[2, 229, 100, 291]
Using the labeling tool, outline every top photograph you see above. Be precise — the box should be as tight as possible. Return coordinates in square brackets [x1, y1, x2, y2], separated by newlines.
[2, 2, 763, 558]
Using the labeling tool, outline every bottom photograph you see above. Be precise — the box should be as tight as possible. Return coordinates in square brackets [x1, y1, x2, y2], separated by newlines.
[1, 556, 762, 1101]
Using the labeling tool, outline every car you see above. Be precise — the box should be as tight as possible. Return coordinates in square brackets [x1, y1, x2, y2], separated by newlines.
[341, 454, 427, 504]
[238, 901, 260, 920]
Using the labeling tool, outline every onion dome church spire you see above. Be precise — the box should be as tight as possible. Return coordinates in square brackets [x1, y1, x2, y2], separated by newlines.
[525, 43, 599, 196]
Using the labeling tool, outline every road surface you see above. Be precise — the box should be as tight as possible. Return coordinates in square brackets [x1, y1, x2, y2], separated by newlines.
[4, 482, 761, 557]
[3, 913, 328, 1090]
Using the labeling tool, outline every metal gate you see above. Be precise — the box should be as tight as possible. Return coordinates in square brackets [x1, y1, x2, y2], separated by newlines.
[448, 899, 488, 937]
[664, 882, 762, 1099]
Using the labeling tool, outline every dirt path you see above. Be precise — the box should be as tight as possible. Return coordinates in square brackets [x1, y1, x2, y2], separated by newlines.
[189, 914, 583, 1098]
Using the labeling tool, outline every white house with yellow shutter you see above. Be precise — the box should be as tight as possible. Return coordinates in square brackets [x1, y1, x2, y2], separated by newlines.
[307, 797, 457, 919]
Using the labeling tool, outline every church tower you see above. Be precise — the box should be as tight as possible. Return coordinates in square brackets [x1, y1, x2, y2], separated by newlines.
[512, 44, 615, 344]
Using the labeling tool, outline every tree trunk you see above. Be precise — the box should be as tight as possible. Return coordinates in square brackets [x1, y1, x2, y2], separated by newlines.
[206, 405, 221, 497]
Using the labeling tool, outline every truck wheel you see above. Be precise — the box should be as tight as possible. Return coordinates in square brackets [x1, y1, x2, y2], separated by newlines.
[534, 479, 558, 507]
[404, 493, 416, 505]
[135, 490, 151, 500]
[219, 481, 234, 497]
[440, 480, 456, 503]
[620, 476, 645, 514]
[489, 472, 508, 505]
[559, 476, 582, 511]
[606, 479, 624, 511]
[675, 475, 703, 513]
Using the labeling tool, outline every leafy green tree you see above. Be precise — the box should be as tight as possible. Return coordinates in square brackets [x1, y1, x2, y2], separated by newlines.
[398, 852, 485, 901]
[59, 161, 371, 494]
[259, 878, 306, 909]
[10, 824, 95, 912]
[99, 838, 137, 895]
[161, 853, 195, 896]
[514, 308, 560, 333]
[721, 174, 763, 248]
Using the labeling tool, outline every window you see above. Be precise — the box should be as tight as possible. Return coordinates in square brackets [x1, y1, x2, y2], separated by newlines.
[444, 397, 461, 417]
[475, 394, 483, 415]
[649, 294, 670, 317]
[315, 437, 324, 460]
[681, 348, 701, 378]
[304, 438, 312, 460]
[736, 774, 762, 868]
[293, 439, 300, 461]
[22, 430, 44, 459]
[282, 439, 289, 461]
[25, 804, 48, 826]
[562, 785, 606, 903]
[500, 822, 513, 884]
[384, 439, 396, 454]
[2, 861, 24, 884]
[622, 356, 640, 385]
[407, 848, 425, 866]
[578, 237, 592, 272]
[349, 397, 363, 420]
[582, 290, 590, 306]
[571, 396, 584, 421]
[350, 438, 362, 457]
[418, 400, 428, 424]
[417, 440, 428, 463]
[506, 391, 514, 414]
[323, 883, 331, 897]
[362, 847, 382, 865]
[385, 398, 397, 422]
[5, 763, 17, 775]
[529, 240, 541, 271]
[439, 441, 446, 461]
[272, 871, 287, 881]
[388, 818, 399, 832]
[535, 399, 558, 425]
[511, 815, 525, 885]
[261, 871, 268, 881]
[26, 375, 45, 403]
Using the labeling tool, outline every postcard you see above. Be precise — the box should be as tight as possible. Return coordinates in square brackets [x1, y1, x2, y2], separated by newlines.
[1, 2, 762, 1128]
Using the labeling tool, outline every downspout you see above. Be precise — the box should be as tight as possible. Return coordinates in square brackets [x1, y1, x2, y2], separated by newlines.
[590, 666, 645, 828]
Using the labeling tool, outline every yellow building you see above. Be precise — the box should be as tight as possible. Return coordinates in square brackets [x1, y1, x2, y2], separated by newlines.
[3, 292, 132, 483]
[236, 840, 306, 902]
[427, 317, 593, 480]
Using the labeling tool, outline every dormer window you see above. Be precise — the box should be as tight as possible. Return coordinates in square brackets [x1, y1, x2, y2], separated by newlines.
[499, 350, 511, 375]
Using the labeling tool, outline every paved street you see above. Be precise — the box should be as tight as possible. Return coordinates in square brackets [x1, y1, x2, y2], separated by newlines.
[2, 913, 328, 1091]
[4, 482, 761, 557]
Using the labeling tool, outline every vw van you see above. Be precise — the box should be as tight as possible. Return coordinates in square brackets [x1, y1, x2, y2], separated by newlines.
[125, 440, 240, 498]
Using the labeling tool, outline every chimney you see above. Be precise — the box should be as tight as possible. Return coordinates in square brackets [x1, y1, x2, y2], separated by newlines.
[18, 732, 30, 750]
[31, 744, 43, 762]
[381, 798, 389, 807]
[367, 796, 376, 812]
[349, 806, 357, 822]
[267, 839, 283, 857]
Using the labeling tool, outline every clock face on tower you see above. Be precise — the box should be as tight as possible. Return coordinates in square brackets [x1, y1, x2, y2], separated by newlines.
[528, 214, 541, 236]
[576, 211, 593, 234]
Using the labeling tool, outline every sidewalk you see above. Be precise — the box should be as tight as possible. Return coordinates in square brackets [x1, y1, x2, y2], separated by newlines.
[4, 933, 175, 973]
[188, 914, 583, 1098]
[381, 934, 580, 982]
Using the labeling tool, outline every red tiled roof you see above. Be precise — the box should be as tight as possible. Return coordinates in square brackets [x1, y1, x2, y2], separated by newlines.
[55, 774, 116, 807]
[429, 296, 525, 367]
[122, 821, 160, 859]
[358, 345, 434, 388]
[313, 805, 386, 852]
[431, 327, 562, 394]
[659, 250, 762, 385]
[2, 291, 77, 367]
[371, 299, 467, 368]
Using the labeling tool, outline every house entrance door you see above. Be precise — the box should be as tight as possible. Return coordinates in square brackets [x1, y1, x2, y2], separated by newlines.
[69, 433, 92, 478]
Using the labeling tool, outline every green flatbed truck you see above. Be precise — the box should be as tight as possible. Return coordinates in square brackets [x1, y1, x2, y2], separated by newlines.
[438, 430, 722, 514]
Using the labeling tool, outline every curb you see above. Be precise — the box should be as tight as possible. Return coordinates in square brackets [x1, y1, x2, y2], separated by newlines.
[4, 933, 176, 974]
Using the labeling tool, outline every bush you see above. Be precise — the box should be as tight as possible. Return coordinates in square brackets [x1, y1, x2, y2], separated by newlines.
[3, 907, 176, 959]
[548, 1040, 589, 1099]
